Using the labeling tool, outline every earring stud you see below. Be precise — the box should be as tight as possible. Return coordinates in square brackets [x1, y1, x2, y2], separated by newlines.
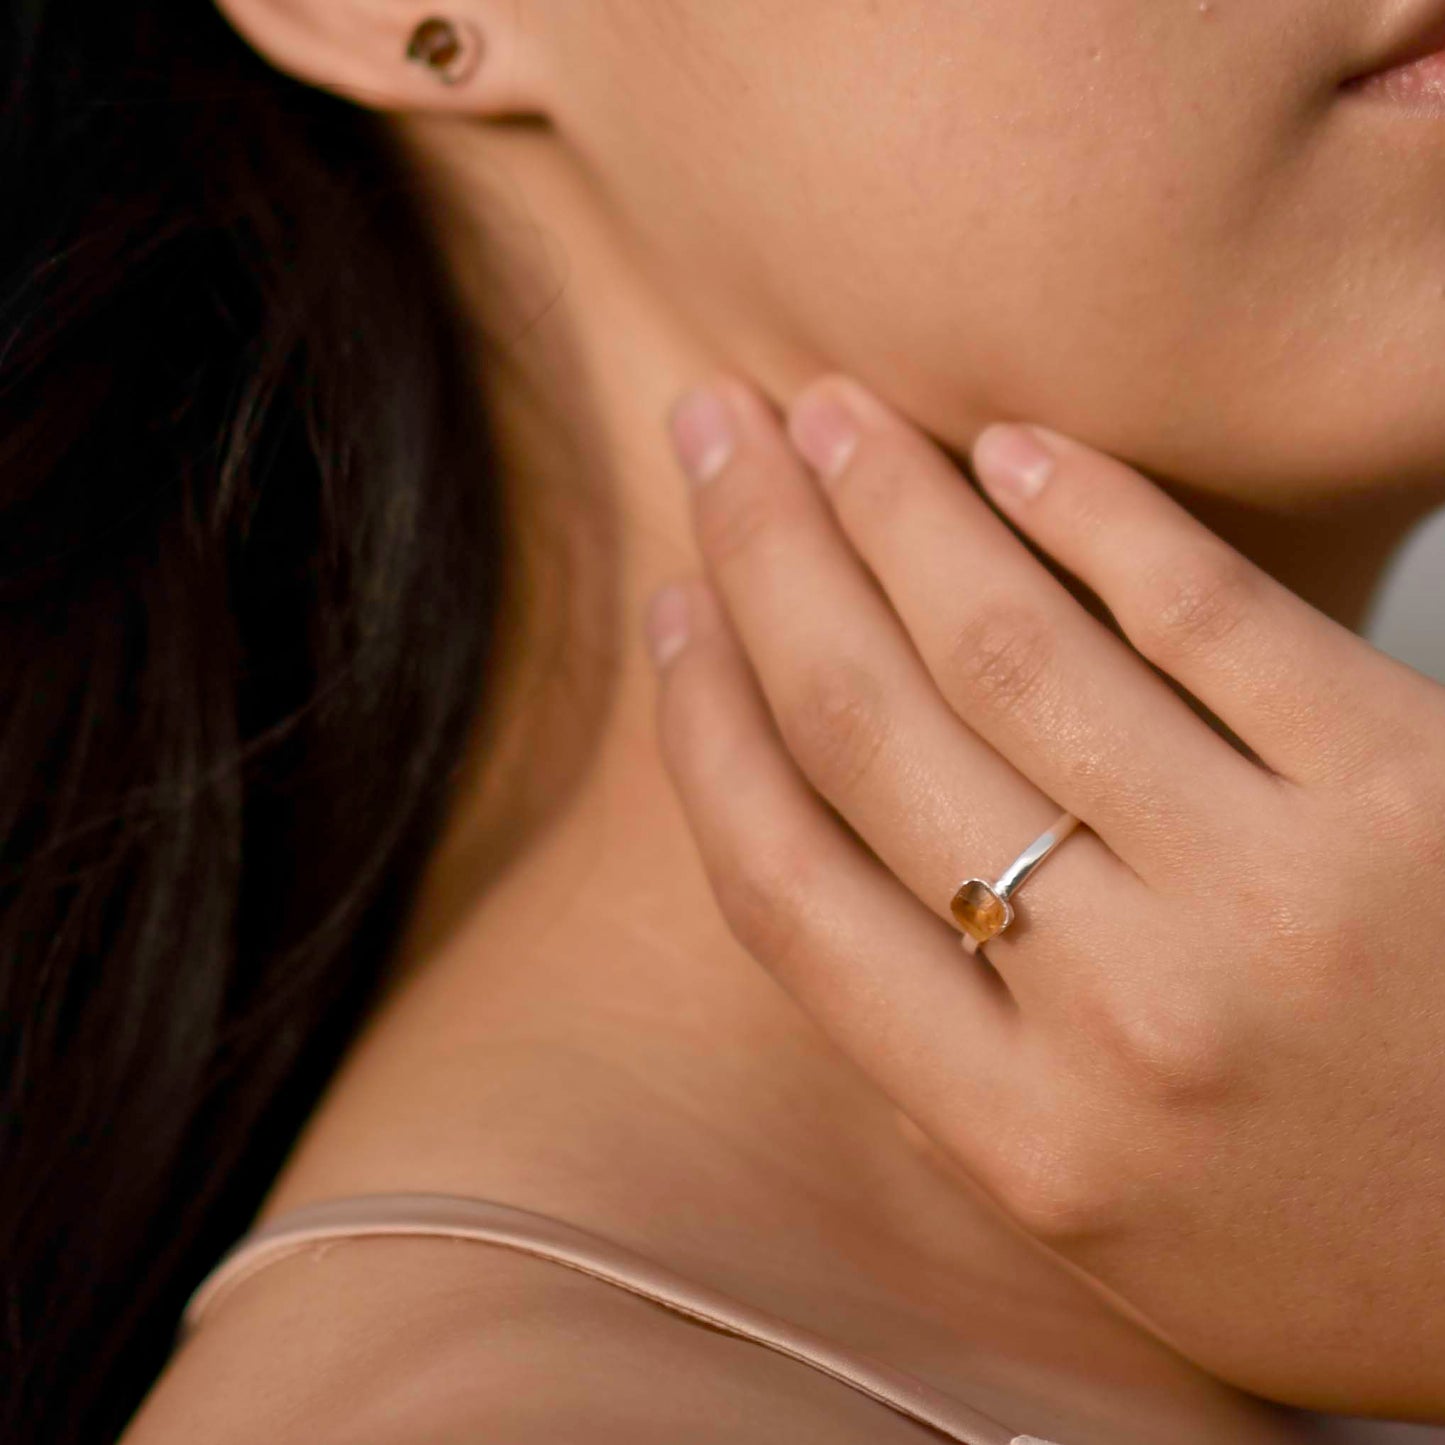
[405, 17, 483, 86]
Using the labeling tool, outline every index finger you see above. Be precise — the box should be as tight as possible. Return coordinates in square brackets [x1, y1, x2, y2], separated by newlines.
[971, 422, 1436, 791]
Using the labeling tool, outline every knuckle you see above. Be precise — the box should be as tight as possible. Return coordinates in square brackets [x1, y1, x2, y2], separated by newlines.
[1052, 476, 1111, 547]
[779, 659, 892, 799]
[1350, 759, 1445, 861]
[1132, 546, 1256, 664]
[1213, 840, 1358, 983]
[1287, 779, 1445, 976]
[944, 600, 1057, 720]
[1054, 736, 1120, 803]
[654, 646, 725, 767]
[1097, 989, 1238, 1104]
[1308, 714, 1403, 794]
[694, 482, 787, 568]
[1264, 892, 1370, 989]
[828, 448, 908, 527]
[987, 1128, 1117, 1242]
[709, 826, 820, 969]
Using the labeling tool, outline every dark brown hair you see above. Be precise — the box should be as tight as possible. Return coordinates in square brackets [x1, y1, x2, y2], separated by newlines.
[1, 1, 507, 1439]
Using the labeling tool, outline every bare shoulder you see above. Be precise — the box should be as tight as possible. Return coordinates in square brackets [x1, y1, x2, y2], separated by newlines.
[121, 1234, 936, 1445]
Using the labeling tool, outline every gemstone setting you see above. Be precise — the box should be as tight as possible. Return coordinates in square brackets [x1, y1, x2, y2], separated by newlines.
[950, 878, 1014, 945]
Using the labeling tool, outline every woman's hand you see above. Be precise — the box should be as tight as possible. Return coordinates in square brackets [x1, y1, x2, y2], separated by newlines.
[645, 374, 1445, 1420]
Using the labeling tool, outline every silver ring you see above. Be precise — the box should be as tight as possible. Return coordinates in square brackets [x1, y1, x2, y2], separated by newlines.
[950, 810, 1080, 955]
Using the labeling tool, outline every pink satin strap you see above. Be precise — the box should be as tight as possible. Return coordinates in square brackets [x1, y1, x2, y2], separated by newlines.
[180, 1192, 1053, 1445]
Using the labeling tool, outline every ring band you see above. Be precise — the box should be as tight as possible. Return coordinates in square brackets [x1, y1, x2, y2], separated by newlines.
[950, 810, 1080, 955]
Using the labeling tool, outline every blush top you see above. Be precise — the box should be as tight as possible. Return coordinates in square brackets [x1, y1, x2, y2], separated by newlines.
[179, 1191, 1058, 1445]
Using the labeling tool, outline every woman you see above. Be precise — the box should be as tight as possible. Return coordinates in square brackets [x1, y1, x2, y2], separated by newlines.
[6, 0, 1445, 1441]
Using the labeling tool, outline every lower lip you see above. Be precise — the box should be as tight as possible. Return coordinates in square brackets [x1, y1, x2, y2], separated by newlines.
[1343, 49, 1445, 115]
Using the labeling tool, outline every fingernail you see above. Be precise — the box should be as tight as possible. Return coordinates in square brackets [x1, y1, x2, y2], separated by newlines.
[668, 387, 736, 486]
[972, 424, 1055, 503]
[644, 583, 691, 668]
[787, 386, 861, 482]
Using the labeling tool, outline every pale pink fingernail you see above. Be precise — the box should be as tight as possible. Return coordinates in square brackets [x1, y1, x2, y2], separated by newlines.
[644, 583, 691, 667]
[972, 424, 1056, 503]
[788, 387, 861, 482]
[668, 387, 736, 486]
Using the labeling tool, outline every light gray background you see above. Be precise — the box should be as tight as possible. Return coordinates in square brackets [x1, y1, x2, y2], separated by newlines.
[1368, 505, 1445, 682]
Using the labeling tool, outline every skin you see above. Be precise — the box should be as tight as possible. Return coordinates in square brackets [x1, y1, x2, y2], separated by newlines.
[123, 0, 1445, 1439]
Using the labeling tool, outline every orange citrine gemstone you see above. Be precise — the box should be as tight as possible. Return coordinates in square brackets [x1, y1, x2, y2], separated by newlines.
[950, 879, 1009, 944]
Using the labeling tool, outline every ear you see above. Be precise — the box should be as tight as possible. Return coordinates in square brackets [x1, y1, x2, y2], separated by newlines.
[212, 0, 547, 117]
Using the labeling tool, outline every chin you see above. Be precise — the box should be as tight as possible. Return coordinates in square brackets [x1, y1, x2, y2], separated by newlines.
[969, 370, 1445, 517]
[1166, 399, 1445, 513]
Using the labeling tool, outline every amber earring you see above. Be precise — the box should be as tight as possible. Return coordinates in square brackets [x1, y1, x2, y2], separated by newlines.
[405, 16, 484, 86]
